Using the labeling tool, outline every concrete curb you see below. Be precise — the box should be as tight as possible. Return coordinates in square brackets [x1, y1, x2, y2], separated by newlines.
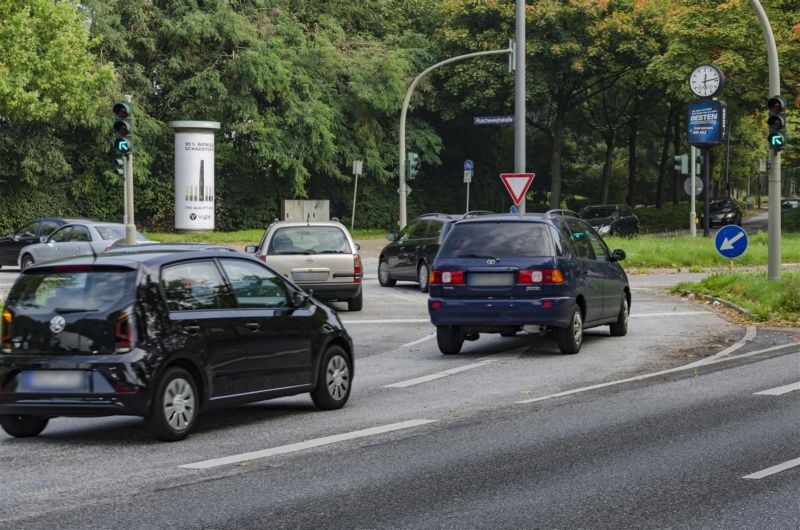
[686, 292, 755, 319]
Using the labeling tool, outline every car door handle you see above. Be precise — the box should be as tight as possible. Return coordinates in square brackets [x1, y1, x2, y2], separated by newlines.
[182, 323, 201, 335]
[245, 322, 261, 332]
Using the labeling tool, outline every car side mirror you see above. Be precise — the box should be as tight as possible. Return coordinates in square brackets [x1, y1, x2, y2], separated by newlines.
[292, 290, 310, 308]
[611, 249, 626, 262]
[355, 243, 361, 251]
[386, 233, 397, 242]
[40, 236, 49, 244]
[244, 244, 258, 254]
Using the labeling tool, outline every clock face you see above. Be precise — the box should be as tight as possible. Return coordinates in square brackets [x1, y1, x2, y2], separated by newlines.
[690, 65, 722, 98]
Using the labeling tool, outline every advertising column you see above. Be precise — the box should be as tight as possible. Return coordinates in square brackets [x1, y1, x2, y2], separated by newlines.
[168, 121, 221, 230]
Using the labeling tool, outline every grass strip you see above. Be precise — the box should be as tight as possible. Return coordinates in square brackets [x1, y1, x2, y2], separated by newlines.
[671, 271, 800, 324]
[145, 228, 388, 244]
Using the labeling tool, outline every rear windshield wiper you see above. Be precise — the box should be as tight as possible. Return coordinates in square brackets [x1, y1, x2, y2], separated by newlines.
[55, 308, 98, 314]
[318, 250, 346, 254]
[454, 253, 500, 261]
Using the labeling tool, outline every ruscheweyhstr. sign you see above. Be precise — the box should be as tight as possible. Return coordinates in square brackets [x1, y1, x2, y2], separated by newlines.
[474, 115, 514, 125]
[687, 100, 727, 148]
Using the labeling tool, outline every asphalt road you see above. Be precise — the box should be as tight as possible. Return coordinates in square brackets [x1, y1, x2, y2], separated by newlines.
[1, 259, 798, 528]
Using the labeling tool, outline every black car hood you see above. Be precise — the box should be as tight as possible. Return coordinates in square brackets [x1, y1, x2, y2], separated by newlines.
[585, 216, 614, 227]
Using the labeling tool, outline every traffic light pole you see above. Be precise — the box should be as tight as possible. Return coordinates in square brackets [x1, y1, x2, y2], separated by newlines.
[123, 94, 136, 246]
[398, 48, 511, 229]
[750, 0, 781, 279]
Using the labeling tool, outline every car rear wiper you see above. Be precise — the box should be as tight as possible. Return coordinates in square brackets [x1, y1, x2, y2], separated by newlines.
[55, 308, 98, 314]
[318, 250, 346, 254]
[455, 253, 500, 261]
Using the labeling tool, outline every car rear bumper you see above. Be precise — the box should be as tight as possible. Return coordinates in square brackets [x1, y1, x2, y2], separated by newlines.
[428, 296, 574, 328]
[298, 283, 362, 301]
[0, 353, 151, 417]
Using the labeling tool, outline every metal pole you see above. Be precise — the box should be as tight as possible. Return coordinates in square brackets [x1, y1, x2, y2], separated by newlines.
[123, 94, 136, 246]
[690, 146, 697, 236]
[351, 171, 359, 231]
[515, 0, 526, 213]
[398, 48, 511, 229]
[724, 115, 731, 197]
[466, 181, 470, 213]
[703, 149, 710, 237]
[750, 0, 781, 279]
[123, 165, 129, 226]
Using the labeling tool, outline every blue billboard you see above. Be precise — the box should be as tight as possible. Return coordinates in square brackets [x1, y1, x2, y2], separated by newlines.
[687, 100, 727, 147]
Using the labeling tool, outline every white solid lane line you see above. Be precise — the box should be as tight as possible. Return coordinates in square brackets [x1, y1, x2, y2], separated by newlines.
[401, 333, 436, 348]
[754, 381, 800, 396]
[341, 318, 430, 325]
[179, 419, 438, 470]
[384, 360, 495, 389]
[742, 457, 800, 480]
[629, 311, 709, 318]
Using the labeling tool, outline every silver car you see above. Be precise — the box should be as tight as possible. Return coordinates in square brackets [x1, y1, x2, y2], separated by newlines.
[19, 222, 150, 270]
[246, 220, 363, 311]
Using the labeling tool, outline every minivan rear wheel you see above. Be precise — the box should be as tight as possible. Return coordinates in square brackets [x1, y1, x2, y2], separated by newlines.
[311, 345, 352, 410]
[146, 367, 198, 442]
[0, 415, 49, 437]
[609, 297, 629, 337]
[555, 305, 583, 354]
[378, 258, 396, 287]
[437, 326, 464, 355]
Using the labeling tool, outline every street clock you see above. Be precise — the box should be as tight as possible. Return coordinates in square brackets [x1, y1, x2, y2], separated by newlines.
[689, 65, 725, 99]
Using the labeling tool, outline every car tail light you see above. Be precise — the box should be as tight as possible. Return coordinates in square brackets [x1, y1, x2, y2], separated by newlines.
[1, 308, 12, 351]
[114, 309, 137, 353]
[542, 300, 554, 308]
[430, 270, 465, 285]
[113, 384, 139, 393]
[353, 255, 362, 283]
[518, 269, 565, 284]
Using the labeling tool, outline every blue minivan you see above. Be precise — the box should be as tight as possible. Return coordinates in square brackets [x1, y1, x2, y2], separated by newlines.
[428, 213, 630, 355]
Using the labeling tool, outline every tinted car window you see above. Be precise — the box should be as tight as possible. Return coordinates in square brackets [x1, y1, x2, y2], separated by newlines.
[15, 221, 40, 238]
[581, 206, 617, 219]
[40, 221, 60, 236]
[220, 259, 291, 309]
[94, 225, 148, 241]
[161, 261, 235, 311]
[426, 220, 444, 239]
[408, 221, 430, 239]
[438, 222, 555, 258]
[585, 230, 610, 262]
[565, 221, 596, 260]
[8, 269, 135, 312]
[268, 226, 350, 254]
[70, 226, 92, 242]
[49, 227, 72, 243]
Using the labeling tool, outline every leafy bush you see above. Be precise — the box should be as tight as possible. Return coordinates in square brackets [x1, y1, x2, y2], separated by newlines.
[783, 207, 800, 232]
[634, 202, 691, 233]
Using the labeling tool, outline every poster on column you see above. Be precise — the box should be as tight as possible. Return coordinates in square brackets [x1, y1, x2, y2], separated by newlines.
[174, 130, 216, 230]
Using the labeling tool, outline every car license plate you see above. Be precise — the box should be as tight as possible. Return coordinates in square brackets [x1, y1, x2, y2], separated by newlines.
[467, 272, 515, 286]
[20, 370, 86, 392]
[292, 271, 328, 282]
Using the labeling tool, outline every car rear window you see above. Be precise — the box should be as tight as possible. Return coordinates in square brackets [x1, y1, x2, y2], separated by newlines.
[439, 222, 555, 258]
[94, 225, 148, 241]
[268, 226, 351, 255]
[7, 268, 136, 313]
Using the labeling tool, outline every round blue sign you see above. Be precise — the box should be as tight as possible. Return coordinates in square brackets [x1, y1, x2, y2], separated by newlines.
[509, 205, 518, 214]
[464, 159, 474, 171]
[714, 225, 748, 259]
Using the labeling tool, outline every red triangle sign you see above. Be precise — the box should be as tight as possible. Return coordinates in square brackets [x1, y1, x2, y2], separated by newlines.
[500, 173, 535, 205]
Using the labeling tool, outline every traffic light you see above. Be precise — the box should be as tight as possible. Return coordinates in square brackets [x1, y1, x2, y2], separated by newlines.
[406, 151, 420, 181]
[767, 95, 786, 151]
[112, 156, 125, 177]
[112, 101, 133, 155]
[673, 154, 688, 174]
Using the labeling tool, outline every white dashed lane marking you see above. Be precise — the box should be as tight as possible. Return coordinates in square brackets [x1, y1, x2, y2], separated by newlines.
[742, 458, 800, 480]
[754, 382, 800, 396]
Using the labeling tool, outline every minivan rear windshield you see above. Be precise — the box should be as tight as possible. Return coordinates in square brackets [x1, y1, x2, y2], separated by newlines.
[7, 269, 136, 313]
[268, 226, 351, 255]
[439, 222, 555, 258]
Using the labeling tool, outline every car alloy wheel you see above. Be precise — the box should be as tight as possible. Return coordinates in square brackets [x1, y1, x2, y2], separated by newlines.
[311, 345, 352, 410]
[378, 259, 396, 287]
[418, 262, 429, 293]
[555, 305, 583, 354]
[21, 255, 33, 271]
[610, 297, 629, 337]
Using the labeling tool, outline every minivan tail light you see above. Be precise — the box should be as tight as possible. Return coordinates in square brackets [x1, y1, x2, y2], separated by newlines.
[1, 308, 12, 350]
[430, 270, 465, 285]
[353, 255, 362, 283]
[518, 269, 564, 284]
[114, 309, 137, 353]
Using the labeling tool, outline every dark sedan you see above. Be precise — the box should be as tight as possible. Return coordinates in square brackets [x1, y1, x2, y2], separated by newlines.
[579, 205, 639, 237]
[0, 249, 353, 441]
[700, 198, 742, 227]
[0, 218, 90, 268]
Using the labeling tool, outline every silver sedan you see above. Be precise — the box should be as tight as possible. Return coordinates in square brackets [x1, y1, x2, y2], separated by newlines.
[18, 222, 151, 270]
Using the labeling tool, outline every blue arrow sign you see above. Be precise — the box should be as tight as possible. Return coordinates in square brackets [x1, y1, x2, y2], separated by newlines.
[714, 225, 748, 259]
[509, 205, 518, 214]
[464, 159, 473, 171]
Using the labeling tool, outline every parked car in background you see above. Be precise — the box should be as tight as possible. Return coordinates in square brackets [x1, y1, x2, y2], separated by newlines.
[0, 218, 90, 269]
[579, 205, 639, 237]
[0, 250, 353, 440]
[105, 242, 229, 253]
[246, 219, 363, 311]
[699, 198, 742, 228]
[18, 222, 151, 271]
[428, 212, 630, 355]
[781, 199, 799, 212]
[379, 211, 494, 292]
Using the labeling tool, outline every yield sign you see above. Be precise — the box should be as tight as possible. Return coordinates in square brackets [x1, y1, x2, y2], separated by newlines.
[500, 173, 535, 205]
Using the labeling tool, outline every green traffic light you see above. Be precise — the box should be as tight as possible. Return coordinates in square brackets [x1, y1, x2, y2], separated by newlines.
[115, 137, 131, 153]
[768, 133, 784, 148]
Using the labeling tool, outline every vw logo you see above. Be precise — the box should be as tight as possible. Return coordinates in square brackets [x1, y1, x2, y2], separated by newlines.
[50, 315, 66, 334]
[486, 259, 496, 265]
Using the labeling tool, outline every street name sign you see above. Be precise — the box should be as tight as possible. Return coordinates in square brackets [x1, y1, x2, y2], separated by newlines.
[714, 225, 748, 259]
[474, 115, 514, 125]
[500, 172, 535, 205]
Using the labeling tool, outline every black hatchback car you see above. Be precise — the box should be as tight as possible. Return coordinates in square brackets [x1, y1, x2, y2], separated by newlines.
[428, 212, 630, 355]
[379, 212, 492, 292]
[0, 250, 353, 441]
